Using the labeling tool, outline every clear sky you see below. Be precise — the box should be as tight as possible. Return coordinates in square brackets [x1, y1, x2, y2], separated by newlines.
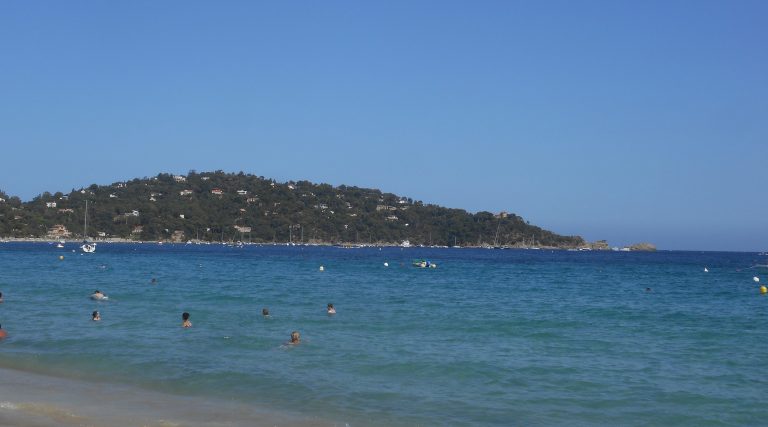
[1, 1, 766, 251]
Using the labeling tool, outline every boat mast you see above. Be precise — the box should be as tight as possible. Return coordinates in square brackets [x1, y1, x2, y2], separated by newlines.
[84, 200, 88, 240]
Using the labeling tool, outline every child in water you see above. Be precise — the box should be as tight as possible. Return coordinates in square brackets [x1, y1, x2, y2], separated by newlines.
[92, 310, 101, 321]
[327, 303, 336, 315]
[182, 312, 192, 328]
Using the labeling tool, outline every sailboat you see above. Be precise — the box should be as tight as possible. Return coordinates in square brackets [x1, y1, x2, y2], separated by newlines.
[80, 200, 96, 253]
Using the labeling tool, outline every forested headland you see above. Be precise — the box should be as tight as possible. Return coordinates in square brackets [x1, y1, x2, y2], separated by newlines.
[0, 171, 585, 247]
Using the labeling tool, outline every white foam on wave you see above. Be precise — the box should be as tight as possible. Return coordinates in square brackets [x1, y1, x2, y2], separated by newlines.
[0, 401, 20, 410]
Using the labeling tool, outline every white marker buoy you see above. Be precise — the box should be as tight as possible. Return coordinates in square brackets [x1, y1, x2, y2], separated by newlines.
[319, 265, 325, 272]
[754, 276, 760, 283]
[704, 267, 709, 272]
[384, 262, 389, 267]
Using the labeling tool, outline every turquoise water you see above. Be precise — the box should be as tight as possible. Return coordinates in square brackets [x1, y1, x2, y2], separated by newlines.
[0, 243, 766, 426]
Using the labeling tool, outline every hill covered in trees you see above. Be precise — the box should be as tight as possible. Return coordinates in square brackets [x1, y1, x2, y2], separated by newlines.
[0, 171, 585, 247]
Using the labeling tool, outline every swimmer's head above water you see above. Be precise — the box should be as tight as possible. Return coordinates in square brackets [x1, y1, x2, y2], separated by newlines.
[290, 331, 300, 344]
[182, 312, 192, 328]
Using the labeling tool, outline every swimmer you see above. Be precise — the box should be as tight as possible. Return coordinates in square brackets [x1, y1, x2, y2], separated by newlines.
[327, 303, 336, 315]
[262, 308, 270, 317]
[0, 324, 6, 339]
[92, 310, 101, 321]
[289, 330, 300, 345]
[151, 278, 157, 284]
[182, 312, 192, 328]
[0, 291, 4, 303]
[645, 287, 652, 292]
[90, 290, 108, 300]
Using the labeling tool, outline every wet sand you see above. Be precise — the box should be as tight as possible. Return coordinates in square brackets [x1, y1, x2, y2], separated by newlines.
[0, 367, 333, 427]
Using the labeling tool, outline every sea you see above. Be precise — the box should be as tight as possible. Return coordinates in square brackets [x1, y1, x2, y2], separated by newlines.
[0, 242, 766, 427]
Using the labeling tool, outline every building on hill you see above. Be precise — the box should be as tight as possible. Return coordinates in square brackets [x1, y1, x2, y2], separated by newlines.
[47, 224, 71, 238]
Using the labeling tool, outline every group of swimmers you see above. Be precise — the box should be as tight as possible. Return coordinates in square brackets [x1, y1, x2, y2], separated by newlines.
[0, 286, 336, 345]
[83, 289, 337, 345]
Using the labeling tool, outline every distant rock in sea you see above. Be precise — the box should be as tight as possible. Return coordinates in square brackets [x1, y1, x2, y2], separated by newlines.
[628, 242, 657, 251]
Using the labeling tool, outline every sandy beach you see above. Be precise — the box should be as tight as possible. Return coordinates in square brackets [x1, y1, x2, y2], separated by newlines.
[0, 366, 330, 427]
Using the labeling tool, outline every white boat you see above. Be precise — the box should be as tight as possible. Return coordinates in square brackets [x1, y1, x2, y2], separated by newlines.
[80, 200, 97, 253]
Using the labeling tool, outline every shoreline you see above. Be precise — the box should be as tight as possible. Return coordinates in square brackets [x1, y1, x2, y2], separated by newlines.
[0, 237, 590, 250]
[0, 365, 332, 427]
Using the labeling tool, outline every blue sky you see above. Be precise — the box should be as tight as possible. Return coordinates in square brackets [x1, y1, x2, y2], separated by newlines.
[1, 1, 766, 251]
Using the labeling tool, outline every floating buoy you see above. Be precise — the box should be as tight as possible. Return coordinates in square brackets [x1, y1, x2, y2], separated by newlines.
[384, 262, 389, 267]
[319, 265, 325, 272]
[59, 255, 64, 260]
[704, 267, 709, 272]
[754, 277, 760, 283]
[761, 285, 767, 294]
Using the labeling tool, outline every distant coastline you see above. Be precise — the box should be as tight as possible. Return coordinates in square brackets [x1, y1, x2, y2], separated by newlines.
[0, 171, 659, 251]
[0, 236, 657, 251]
[0, 171, 586, 248]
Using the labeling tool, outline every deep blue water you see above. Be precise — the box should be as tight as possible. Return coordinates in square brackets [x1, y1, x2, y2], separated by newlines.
[0, 243, 766, 426]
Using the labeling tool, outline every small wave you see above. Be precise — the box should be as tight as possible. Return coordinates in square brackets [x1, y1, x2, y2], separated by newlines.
[0, 401, 19, 410]
[11, 402, 86, 424]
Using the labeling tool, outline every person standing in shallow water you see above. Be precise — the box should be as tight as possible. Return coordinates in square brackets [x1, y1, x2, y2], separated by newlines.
[182, 312, 192, 328]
